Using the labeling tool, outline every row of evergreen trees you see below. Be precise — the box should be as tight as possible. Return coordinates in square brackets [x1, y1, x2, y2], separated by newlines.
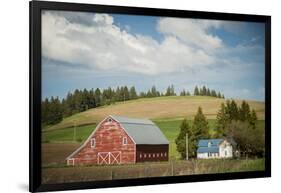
[42, 85, 226, 126]
[41, 85, 179, 125]
[216, 100, 258, 137]
[175, 100, 260, 159]
[175, 107, 209, 159]
[193, 85, 224, 98]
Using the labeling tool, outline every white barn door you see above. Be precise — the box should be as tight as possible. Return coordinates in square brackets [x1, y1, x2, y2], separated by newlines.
[98, 151, 121, 165]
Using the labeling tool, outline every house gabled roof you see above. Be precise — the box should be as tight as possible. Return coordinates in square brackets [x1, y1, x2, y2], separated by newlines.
[197, 139, 224, 153]
[111, 115, 169, 145]
[197, 147, 219, 153]
[198, 139, 224, 147]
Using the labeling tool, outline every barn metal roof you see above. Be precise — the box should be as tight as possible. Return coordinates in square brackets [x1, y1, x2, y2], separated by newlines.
[111, 115, 169, 145]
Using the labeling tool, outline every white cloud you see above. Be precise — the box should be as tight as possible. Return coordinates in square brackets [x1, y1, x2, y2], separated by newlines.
[157, 18, 224, 51]
[42, 11, 219, 75]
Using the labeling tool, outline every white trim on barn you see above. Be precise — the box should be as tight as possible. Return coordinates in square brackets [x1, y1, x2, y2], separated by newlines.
[97, 151, 121, 165]
[67, 158, 75, 166]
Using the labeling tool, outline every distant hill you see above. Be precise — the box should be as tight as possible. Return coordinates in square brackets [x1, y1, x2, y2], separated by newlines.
[44, 96, 265, 131]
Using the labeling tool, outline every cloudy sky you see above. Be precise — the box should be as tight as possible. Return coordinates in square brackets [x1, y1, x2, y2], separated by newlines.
[42, 11, 265, 101]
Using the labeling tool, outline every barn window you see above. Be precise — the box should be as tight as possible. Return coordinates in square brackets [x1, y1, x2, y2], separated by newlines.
[122, 137, 128, 145]
[107, 118, 113, 122]
[164, 152, 167, 157]
[140, 154, 142, 158]
[148, 154, 151, 158]
[144, 154, 147, 158]
[160, 153, 163, 157]
[157, 153, 159, 157]
[153, 154, 155, 158]
[90, 138, 96, 148]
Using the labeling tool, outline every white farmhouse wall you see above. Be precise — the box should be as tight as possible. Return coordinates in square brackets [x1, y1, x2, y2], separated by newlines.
[219, 140, 233, 158]
[197, 153, 208, 159]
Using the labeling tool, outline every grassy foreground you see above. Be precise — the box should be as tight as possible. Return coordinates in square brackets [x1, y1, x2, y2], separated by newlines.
[42, 158, 265, 184]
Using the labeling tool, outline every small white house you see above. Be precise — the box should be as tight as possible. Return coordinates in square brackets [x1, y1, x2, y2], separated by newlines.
[197, 139, 233, 159]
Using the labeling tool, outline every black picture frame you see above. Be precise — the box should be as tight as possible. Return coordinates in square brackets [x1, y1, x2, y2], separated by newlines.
[29, 0, 271, 192]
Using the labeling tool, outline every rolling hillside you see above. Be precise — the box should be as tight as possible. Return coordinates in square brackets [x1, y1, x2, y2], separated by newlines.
[44, 96, 265, 131]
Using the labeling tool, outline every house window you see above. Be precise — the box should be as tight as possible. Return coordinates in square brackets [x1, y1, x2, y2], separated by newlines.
[164, 152, 167, 157]
[157, 153, 159, 157]
[153, 154, 155, 158]
[208, 142, 212, 147]
[90, 138, 96, 148]
[107, 118, 112, 122]
[148, 154, 151, 158]
[225, 150, 227, 156]
[161, 153, 163, 157]
[144, 154, 147, 158]
[123, 137, 127, 145]
[140, 154, 142, 158]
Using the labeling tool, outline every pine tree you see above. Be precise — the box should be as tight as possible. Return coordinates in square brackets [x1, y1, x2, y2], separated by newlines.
[88, 89, 96, 108]
[95, 88, 102, 106]
[165, 86, 171, 96]
[211, 90, 217, 97]
[194, 86, 199, 96]
[192, 107, 209, 138]
[129, 86, 138, 99]
[175, 119, 192, 159]
[230, 100, 239, 120]
[151, 86, 157, 97]
[239, 100, 251, 121]
[249, 109, 258, 129]
[170, 85, 176, 96]
[216, 103, 228, 137]
[202, 86, 207, 96]
[180, 89, 186, 96]
[191, 106, 209, 152]
[123, 86, 130, 100]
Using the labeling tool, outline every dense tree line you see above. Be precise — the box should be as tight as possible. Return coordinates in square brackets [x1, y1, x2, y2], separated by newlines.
[175, 107, 209, 159]
[193, 85, 224, 98]
[42, 85, 180, 125]
[42, 97, 63, 125]
[179, 89, 191, 96]
[216, 100, 258, 137]
[215, 100, 262, 157]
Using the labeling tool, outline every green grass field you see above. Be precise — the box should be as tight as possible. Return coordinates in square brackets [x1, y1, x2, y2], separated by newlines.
[42, 118, 265, 161]
[42, 124, 97, 143]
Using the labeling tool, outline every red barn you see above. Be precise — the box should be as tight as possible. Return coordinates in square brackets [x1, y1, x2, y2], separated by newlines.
[66, 115, 169, 165]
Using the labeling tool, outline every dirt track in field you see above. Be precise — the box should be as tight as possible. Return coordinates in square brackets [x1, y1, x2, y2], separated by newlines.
[42, 143, 80, 165]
